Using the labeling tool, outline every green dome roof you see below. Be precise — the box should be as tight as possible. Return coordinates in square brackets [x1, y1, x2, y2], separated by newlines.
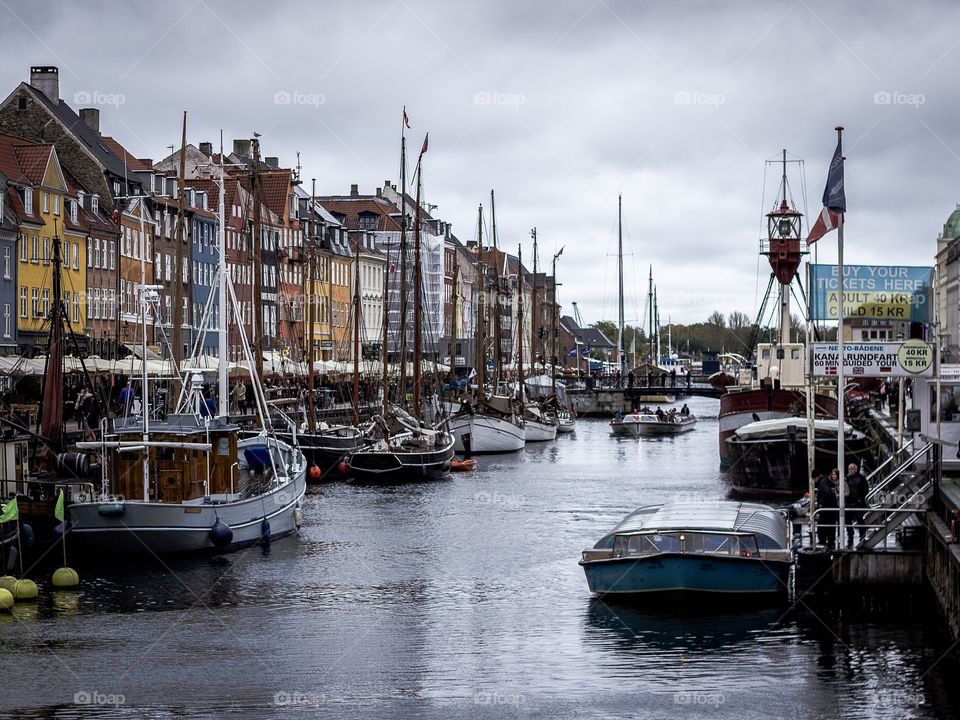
[946, 204, 960, 238]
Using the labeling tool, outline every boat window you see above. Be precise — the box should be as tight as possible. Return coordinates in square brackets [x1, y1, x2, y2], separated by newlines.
[738, 535, 759, 557]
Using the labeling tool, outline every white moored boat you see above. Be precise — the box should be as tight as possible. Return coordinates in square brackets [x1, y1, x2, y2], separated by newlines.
[610, 411, 697, 437]
[448, 412, 525, 454]
[523, 407, 558, 442]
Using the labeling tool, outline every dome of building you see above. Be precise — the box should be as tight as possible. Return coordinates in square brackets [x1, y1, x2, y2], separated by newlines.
[945, 203, 960, 239]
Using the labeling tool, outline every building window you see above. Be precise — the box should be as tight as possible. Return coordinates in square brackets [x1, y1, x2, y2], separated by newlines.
[41, 192, 49, 214]
[31, 235, 38, 263]
[91, 195, 99, 213]
[94, 288, 101, 320]
[19, 287, 26, 318]
[31, 288, 38, 317]
[119, 280, 125, 315]
[18, 234, 26, 262]
[70, 200, 77, 224]
[53, 194, 60, 216]
[87, 239, 93, 268]
[110, 240, 116, 270]
[72, 292, 79, 323]
[3, 304, 9, 338]
[23, 188, 33, 215]
[41, 289, 49, 318]
[2, 247, 8, 279]
[72, 242, 78, 270]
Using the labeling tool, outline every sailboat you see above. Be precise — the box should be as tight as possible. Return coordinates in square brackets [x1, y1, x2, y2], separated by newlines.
[518, 280, 556, 444]
[68, 145, 307, 556]
[282, 181, 364, 477]
[447, 202, 525, 454]
[347, 128, 455, 481]
[718, 150, 838, 491]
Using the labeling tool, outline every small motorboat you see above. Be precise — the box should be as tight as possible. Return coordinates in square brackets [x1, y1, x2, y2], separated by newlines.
[579, 501, 792, 600]
[451, 459, 478, 472]
[610, 411, 697, 437]
[556, 410, 576, 434]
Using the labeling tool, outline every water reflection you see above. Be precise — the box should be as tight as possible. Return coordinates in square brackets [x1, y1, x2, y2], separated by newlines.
[585, 598, 785, 653]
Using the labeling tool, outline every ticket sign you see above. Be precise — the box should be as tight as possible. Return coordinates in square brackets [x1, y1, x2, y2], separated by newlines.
[809, 264, 932, 322]
[812, 341, 934, 378]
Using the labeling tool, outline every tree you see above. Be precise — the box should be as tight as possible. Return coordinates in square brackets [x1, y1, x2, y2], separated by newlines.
[707, 311, 726, 328]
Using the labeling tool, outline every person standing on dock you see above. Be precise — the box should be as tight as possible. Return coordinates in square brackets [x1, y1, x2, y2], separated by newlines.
[845, 462, 869, 547]
[816, 469, 839, 548]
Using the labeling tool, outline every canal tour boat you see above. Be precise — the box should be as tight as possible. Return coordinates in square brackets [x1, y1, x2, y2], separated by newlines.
[609, 411, 697, 437]
[579, 501, 792, 599]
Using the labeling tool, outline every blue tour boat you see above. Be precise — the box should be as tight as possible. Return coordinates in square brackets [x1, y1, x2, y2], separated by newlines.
[579, 501, 792, 600]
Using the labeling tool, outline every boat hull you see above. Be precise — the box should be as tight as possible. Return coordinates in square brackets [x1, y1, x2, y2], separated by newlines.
[580, 553, 790, 598]
[524, 419, 557, 442]
[273, 428, 365, 475]
[718, 388, 837, 470]
[348, 437, 455, 483]
[556, 418, 576, 434]
[725, 433, 870, 496]
[448, 413, 525, 454]
[67, 471, 306, 557]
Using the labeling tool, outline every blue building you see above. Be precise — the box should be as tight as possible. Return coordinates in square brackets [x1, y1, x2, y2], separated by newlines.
[0, 170, 18, 355]
[189, 188, 219, 357]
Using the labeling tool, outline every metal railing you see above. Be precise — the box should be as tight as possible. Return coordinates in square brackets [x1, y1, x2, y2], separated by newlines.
[808, 506, 929, 551]
[866, 441, 933, 505]
[865, 437, 915, 486]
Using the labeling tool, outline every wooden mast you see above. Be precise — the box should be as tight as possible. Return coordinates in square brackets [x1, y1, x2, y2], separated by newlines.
[490, 190, 503, 389]
[172, 111, 187, 377]
[352, 229, 361, 427]
[617, 194, 625, 378]
[250, 138, 265, 385]
[398, 135, 409, 407]
[450, 261, 459, 371]
[516, 243, 524, 405]
[306, 178, 317, 431]
[412, 147, 424, 419]
[531, 227, 539, 372]
[474, 204, 485, 397]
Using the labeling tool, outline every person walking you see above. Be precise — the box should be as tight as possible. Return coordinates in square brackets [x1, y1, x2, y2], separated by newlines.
[670, 368, 676, 388]
[845, 462, 869, 547]
[816, 469, 839, 548]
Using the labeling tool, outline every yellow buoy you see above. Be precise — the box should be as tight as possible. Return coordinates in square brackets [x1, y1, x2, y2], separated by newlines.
[0, 587, 13, 610]
[52, 567, 80, 589]
[0, 575, 16, 593]
[13, 578, 38, 602]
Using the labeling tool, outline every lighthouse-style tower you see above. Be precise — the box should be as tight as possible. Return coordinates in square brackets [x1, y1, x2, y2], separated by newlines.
[764, 149, 803, 345]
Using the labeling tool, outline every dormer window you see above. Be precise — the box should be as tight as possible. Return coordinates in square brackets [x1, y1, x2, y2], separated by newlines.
[69, 200, 77, 224]
[23, 188, 33, 215]
[91, 195, 99, 213]
[77, 190, 85, 209]
[113, 181, 121, 196]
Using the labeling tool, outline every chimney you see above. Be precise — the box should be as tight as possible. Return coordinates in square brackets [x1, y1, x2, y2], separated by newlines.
[350, 184, 359, 196]
[138, 159, 153, 168]
[199, 141, 213, 156]
[375, 187, 382, 198]
[232, 139, 251, 158]
[30, 66, 59, 104]
[79, 107, 100, 133]
[265, 156, 279, 169]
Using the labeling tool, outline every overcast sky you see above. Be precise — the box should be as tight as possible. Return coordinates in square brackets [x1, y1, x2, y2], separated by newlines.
[1, 0, 956, 326]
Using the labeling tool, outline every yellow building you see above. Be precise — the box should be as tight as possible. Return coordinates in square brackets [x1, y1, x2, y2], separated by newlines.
[1, 138, 87, 353]
[304, 247, 332, 362]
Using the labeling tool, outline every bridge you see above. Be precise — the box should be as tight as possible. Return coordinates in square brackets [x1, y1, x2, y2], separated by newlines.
[565, 377, 724, 416]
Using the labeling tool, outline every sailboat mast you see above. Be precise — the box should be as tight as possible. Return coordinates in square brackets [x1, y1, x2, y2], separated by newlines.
[516, 243, 524, 404]
[353, 230, 361, 427]
[251, 138, 265, 385]
[617, 194, 625, 377]
[491, 190, 503, 387]
[450, 262, 459, 370]
[398, 135, 408, 404]
[217, 141, 228, 418]
[475, 204, 486, 394]
[306, 179, 316, 431]
[412, 163, 423, 419]
[530, 228, 539, 370]
[172, 111, 187, 373]
[647, 266, 654, 363]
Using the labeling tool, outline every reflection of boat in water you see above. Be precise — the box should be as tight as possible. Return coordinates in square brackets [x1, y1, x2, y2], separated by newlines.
[725, 418, 869, 496]
[579, 501, 792, 600]
[610, 412, 697, 437]
[585, 599, 785, 652]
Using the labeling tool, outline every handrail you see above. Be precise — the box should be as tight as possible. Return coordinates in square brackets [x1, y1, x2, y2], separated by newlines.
[866, 442, 933, 504]
[865, 437, 915, 485]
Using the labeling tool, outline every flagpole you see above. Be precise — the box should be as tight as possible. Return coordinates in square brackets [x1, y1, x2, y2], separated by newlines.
[835, 125, 846, 550]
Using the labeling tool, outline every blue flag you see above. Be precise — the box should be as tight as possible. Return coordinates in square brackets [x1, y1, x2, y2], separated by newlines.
[822, 137, 845, 213]
[581, 345, 591, 355]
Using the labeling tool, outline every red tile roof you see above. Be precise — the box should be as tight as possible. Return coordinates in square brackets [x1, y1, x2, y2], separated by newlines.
[260, 172, 290, 220]
[319, 197, 402, 232]
[100, 136, 151, 173]
[12, 144, 53, 185]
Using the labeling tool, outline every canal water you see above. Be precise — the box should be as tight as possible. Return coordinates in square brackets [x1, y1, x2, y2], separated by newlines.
[2, 395, 958, 719]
